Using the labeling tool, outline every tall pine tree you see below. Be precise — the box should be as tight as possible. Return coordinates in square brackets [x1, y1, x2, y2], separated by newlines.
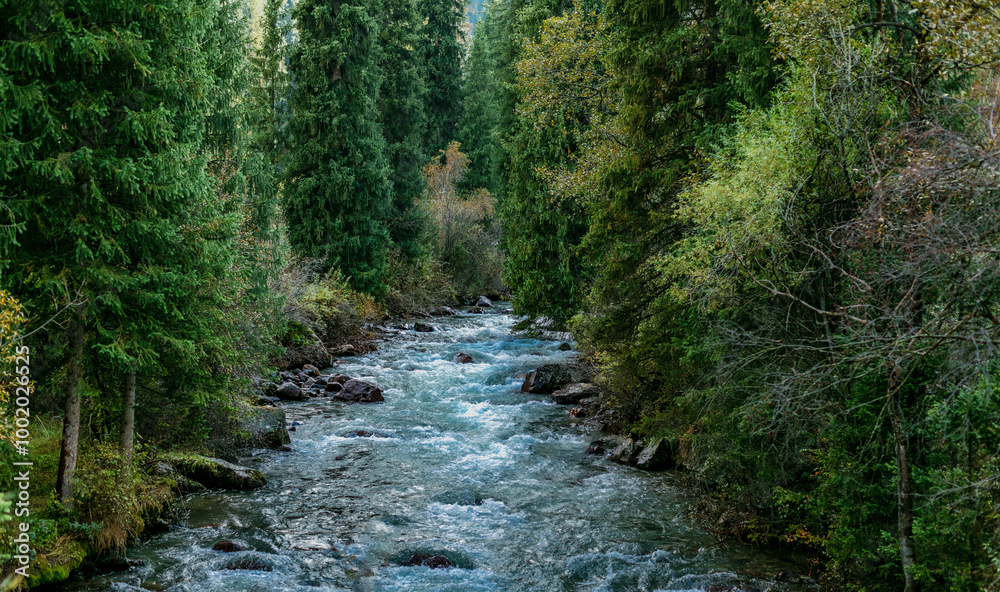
[380, 0, 430, 259]
[418, 0, 465, 154]
[284, 0, 393, 293]
[1, 0, 241, 504]
[456, 0, 502, 197]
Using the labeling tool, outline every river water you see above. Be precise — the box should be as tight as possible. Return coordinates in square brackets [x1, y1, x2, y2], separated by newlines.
[67, 308, 807, 592]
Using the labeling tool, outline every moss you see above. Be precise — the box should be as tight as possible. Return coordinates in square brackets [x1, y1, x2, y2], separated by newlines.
[24, 536, 89, 589]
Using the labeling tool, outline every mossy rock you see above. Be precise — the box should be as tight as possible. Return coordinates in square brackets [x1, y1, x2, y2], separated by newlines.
[25, 538, 89, 588]
[170, 455, 266, 491]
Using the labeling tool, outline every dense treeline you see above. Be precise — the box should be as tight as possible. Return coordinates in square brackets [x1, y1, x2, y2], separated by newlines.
[2, 0, 999, 588]
[0, 0, 491, 582]
[462, 0, 1000, 588]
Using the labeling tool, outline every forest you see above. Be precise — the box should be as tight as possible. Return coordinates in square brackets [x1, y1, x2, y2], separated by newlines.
[1, 0, 1000, 590]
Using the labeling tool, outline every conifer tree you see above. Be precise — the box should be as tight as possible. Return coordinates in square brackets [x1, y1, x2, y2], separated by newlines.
[1, 0, 236, 504]
[380, 0, 430, 259]
[284, 0, 393, 293]
[418, 0, 465, 154]
[456, 2, 502, 197]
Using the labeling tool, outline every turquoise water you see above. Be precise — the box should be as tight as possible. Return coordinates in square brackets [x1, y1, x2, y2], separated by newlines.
[67, 308, 807, 592]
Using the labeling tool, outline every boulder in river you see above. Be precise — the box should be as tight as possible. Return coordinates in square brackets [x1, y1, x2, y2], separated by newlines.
[333, 379, 385, 403]
[237, 406, 291, 449]
[341, 429, 389, 438]
[274, 382, 307, 401]
[172, 456, 267, 490]
[414, 322, 435, 332]
[521, 364, 591, 394]
[451, 352, 475, 364]
[224, 557, 272, 572]
[476, 296, 493, 307]
[608, 438, 641, 465]
[212, 540, 244, 553]
[558, 342, 573, 351]
[551, 382, 599, 404]
[430, 306, 458, 316]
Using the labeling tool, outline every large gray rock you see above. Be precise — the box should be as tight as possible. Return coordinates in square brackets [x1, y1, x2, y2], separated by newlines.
[521, 364, 591, 394]
[238, 406, 291, 449]
[551, 382, 599, 405]
[274, 382, 307, 401]
[332, 379, 385, 403]
[414, 322, 435, 332]
[452, 352, 475, 364]
[608, 438, 641, 465]
[173, 456, 266, 490]
[476, 296, 493, 307]
[635, 438, 674, 471]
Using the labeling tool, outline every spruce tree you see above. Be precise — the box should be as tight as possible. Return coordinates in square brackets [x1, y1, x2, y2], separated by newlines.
[284, 0, 393, 293]
[456, 2, 502, 197]
[380, 0, 430, 259]
[418, 0, 465, 154]
[1, 0, 237, 504]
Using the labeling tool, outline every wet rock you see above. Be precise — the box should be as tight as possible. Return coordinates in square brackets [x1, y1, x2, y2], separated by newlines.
[212, 540, 244, 553]
[414, 322, 435, 332]
[451, 352, 475, 364]
[274, 382, 306, 401]
[333, 379, 385, 403]
[224, 558, 272, 572]
[341, 429, 389, 438]
[334, 344, 357, 356]
[326, 382, 344, 394]
[328, 373, 350, 384]
[476, 296, 493, 307]
[522, 364, 591, 395]
[94, 556, 142, 572]
[608, 438, 641, 465]
[558, 342, 573, 351]
[172, 456, 267, 491]
[391, 548, 474, 569]
[635, 438, 674, 471]
[430, 306, 458, 316]
[468, 307, 485, 314]
[551, 382, 599, 404]
[395, 323, 413, 331]
[170, 474, 207, 495]
[302, 364, 320, 376]
[585, 435, 625, 455]
[569, 406, 588, 418]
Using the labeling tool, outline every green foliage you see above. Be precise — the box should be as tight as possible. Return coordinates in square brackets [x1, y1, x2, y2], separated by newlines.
[284, 0, 393, 294]
[457, 2, 502, 197]
[425, 143, 504, 297]
[380, 0, 431, 259]
[418, 0, 465, 153]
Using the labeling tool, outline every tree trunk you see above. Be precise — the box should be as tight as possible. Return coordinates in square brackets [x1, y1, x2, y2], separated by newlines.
[888, 376, 920, 592]
[119, 367, 136, 458]
[55, 320, 84, 511]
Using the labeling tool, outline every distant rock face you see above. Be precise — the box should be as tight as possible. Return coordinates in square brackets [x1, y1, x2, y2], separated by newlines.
[452, 352, 475, 364]
[332, 379, 385, 403]
[414, 322, 435, 332]
[274, 382, 307, 401]
[476, 296, 493, 307]
[172, 457, 266, 490]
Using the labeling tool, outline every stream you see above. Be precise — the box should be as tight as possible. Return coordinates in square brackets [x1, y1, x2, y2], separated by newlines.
[66, 307, 809, 592]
